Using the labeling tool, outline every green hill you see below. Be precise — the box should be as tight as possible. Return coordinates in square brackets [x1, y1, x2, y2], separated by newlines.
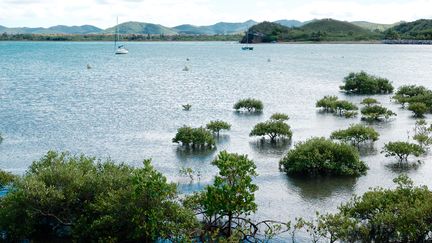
[243, 19, 380, 43]
[301, 19, 372, 35]
[386, 19, 432, 40]
[351, 21, 398, 31]
[104, 22, 178, 35]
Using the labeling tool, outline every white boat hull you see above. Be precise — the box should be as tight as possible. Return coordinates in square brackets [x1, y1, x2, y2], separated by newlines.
[115, 48, 129, 55]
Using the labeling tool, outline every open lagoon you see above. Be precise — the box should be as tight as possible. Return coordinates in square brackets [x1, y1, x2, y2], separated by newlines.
[1, 41, 432, 229]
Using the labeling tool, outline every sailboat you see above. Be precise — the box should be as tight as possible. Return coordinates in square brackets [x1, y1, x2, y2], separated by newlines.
[115, 17, 128, 55]
[242, 30, 254, 51]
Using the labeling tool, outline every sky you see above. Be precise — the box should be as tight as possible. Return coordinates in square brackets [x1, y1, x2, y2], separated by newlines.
[0, 0, 431, 28]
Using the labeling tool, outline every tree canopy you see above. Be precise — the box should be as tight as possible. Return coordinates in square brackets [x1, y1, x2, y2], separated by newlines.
[172, 126, 215, 148]
[408, 102, 428, 117]
[233, 98, 263, 112]
[381, 141, 425, 163]
[316, 96, 358, 118]
[340, 71, 394, 94]
[249, 120, 293, 141]
[318, 175, 432, 242]
[0, 151, 198, 242]
[330, 124, 379, 147]
[280, 137, 368, 176]
[206, 120, 231, 136]
[361, 104, 396, 121]
[270, 113, 290, 121]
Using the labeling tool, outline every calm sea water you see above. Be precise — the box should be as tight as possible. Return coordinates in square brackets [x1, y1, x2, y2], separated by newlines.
[1, 41, 432, 233]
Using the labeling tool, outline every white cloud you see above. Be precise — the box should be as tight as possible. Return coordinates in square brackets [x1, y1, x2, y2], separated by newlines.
[0, 0, 431, 28]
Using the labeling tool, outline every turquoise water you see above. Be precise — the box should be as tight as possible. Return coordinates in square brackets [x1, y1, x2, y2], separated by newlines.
[1, 41, 432, 227]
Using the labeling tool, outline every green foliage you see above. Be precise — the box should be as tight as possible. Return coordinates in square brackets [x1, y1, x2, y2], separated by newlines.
[319, 175, 432, 242]
[382, 141, 425, 163]
[386, 19, 432, 40]
[316, 96, 358, 118]
[340, 71, 394, 94]
[0, 170, 15, 188]
[361, 104, 396, 121]
[172, 126, 216, 148]
[413, 119, 432, 148]
[330, 124, 379, 147]
[249, 120, 293, 141]
[393, 85, 431, 107]
[270, 112, 289, 121]
[316, 95, 339, 112]
[335, 100, 358, 117]
[408, 102, 428, 117]
[280, 137, 368, 176]
[245, 19, 381, 43]
[0, 151, 198, 241]
[233, 98, 263, 112]
[198, 151, 258, 237]
[360, 97, 379, 106]
[206, 120, 231, 136]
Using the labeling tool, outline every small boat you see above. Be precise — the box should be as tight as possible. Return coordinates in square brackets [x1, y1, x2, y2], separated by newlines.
[115, 45, 129, 55]
[114, 17, 128, 55]
[87, 64, 92, 69]
[242, 46, 254, 50]
[182, 66, 189, 71]
[242, 30, 254, 51]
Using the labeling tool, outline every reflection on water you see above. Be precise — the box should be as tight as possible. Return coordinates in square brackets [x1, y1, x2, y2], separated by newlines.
[286, 175, 358, 200]
[249, 139, 291, 156]
[358, 143, 379, 157]
[215, 134, 230, 145]
[174, 147, 217, 161]
[385, 160, 422, 173]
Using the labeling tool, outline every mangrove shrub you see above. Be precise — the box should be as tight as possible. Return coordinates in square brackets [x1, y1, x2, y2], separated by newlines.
[172, 126, 215, 148]
[382, 141, 425, 163]
[280, 137, 368, 176]
[206, 120, 231, 136]
[361, 105, 396, 121]
[319, 175, 432, 242]
[340, 71, 394, 94]
[250, 120, 292, 141]
[233, 98, 263, 112]
[330, 124, 379, 147]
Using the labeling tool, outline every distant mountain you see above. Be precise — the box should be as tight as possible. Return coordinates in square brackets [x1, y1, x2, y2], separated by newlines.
[386, 19, 432, 40]
[351, 21, 399, 31]
[274, 19, 303, 28]
[173, 20, 257, 35]
[0, 25, 102, 34]
[48, 25, 102, 34]
[103, 21, 177, 35]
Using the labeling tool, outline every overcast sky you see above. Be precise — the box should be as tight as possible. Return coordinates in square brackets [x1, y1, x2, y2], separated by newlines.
[0, 0, 431, 28]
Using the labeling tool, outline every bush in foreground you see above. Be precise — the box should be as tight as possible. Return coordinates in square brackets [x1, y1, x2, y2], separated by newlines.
[0, 151, 198, 242]
[280, 137, 368, 176]
[172, 126, 215, 148]
[318, 175, 432, 242]
[206, 120, 231, 136]
[340, 71, 394, 94]
[233, 98, 263, 112]
[330, 124, 379, 147]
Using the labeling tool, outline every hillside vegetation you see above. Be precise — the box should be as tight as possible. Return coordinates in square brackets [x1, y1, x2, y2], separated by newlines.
[243, 19, 380, 43]
[385, 19, 432, 40]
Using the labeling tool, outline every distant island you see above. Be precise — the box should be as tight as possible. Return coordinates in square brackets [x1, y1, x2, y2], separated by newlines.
[1, 18, 431, 43]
